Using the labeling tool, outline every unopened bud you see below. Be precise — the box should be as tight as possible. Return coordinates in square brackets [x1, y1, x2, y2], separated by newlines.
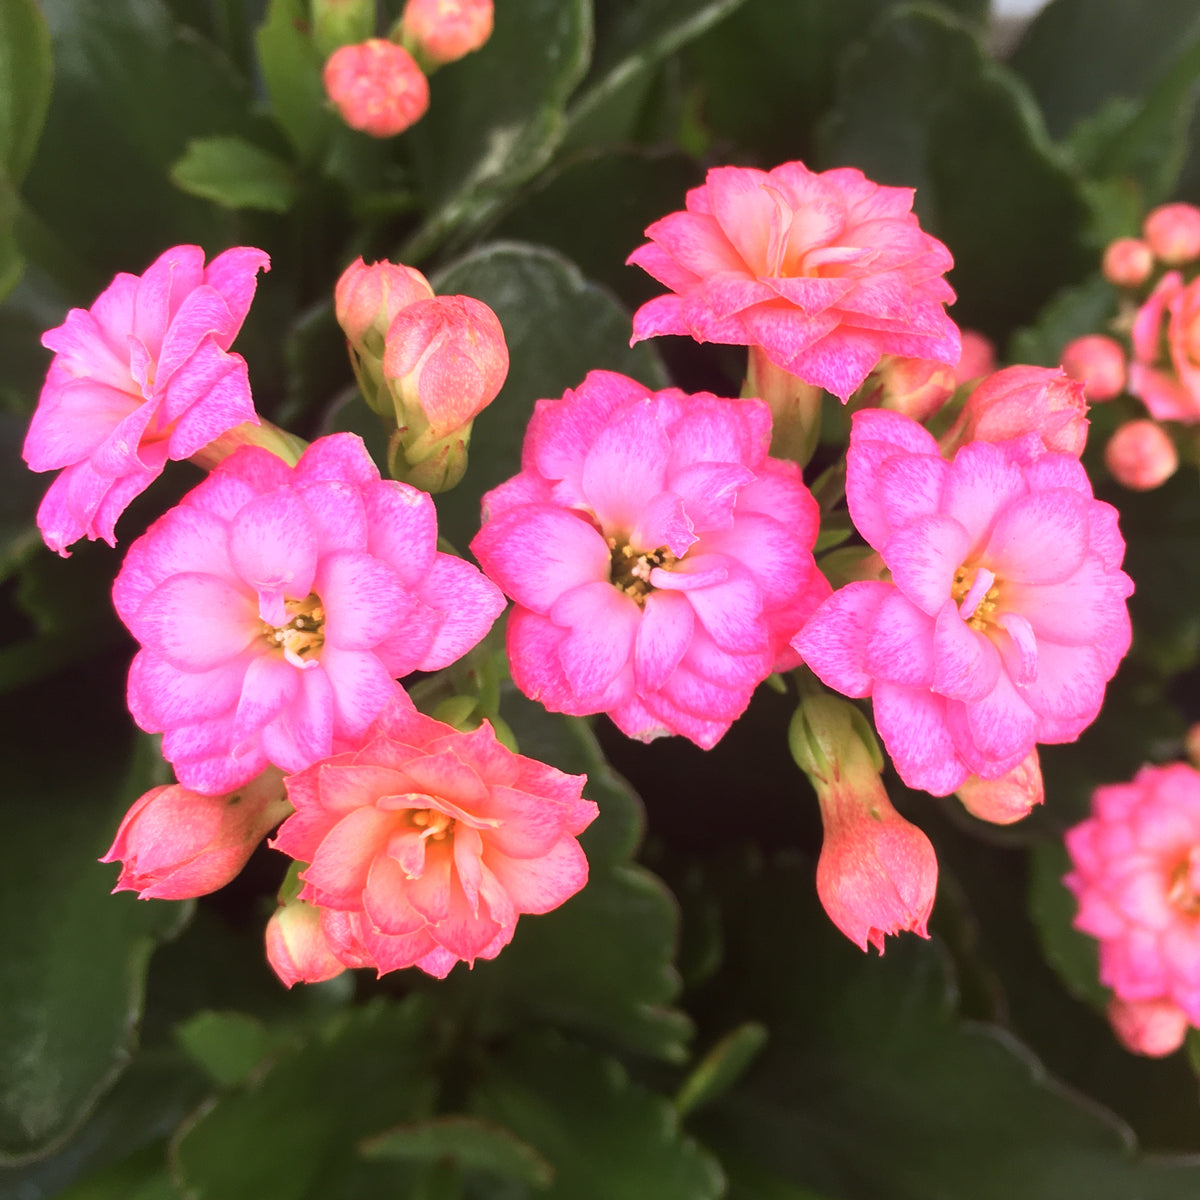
[189, 419, 307, 471]
[335, 256, 434, 416]
[955, 750, 1043, 825]
[311, 0, 376, 57]
[101, 768, 290, 900]
[1102, 237, 1154, 288]
[1144, 203, 1200, 266]
[859, 355, 955, 423]
[1059, 335, 1126, 402]
[954, 330, 997, 387]
[382, 294, 508, 492]
[746, 345, 824, 466]
[1105, 419, 1178, 491]
[1107, 996, 1188, 1057]
[400, 0, 494, 68]
[941, 365, 1088, 458]
[789, 691, 936, 953]
[265, 898, 348, 988]
[323, 39, 429, 138]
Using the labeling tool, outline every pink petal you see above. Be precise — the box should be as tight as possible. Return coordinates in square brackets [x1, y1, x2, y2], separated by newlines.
[941, 442, 1027, 553]
[873, 682, 967, 796]
[228, 490, 318, 623]
[483, 837, 589, 914]
[131, 572, 258, 670]
[794, 581, 891, 697]
[982, 488, 1089, 584]
[550, 581, 639, 705]
[883, 514, 970, 617]
[320, 647, 399, 736]
[863, 590, 936, 688]
[413, 554, 506, 670]
[302, 806, 399, 906]
[931, 600, 1001, 702]
[233, 652, 300, 741]
[260, 667, 335, 772]
[580, 400, 670, 532]
[683, 566, 768, 655]
[315, 552, 409, 648]
[126, 648, 247, 730]
[634, 589, 695, 691]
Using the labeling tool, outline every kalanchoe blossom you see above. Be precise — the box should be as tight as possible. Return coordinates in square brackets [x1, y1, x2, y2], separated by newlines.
[1143, 203, 1200, 265]
[266, 897, 348, 987]
[796, 409, 1133, 795]
[1102, 237, 1154, 288]
[940, 365, 1088, 458]
[627, 161, 960, 402]
[471, 370, 830, 749]
[955, 749, 1043, 825]
[1107, 997, 1190, 1058]
[790, 689, 936, 952]
[401, 0, 494, 66]
[271, 696, 597, 979]
[102, 768, 291, 900]
[1060, 335, 1126, 402]
[954, 330, 997, 387]
[1105, 419, 1178, 491]
[323, 39, 429, 137]
[855, 355, 955, 423]
[23, 244, 269, 555]
[1128, 272, 1200, 423]
[113, 433, 505, 794]
[1065, 763, 1200, 1056]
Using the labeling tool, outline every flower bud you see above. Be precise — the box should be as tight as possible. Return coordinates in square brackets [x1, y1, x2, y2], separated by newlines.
[859, 355, 955, 423]
[955, 750, 1043, 825]
[940, 365, 1088, 458]
[311, 0, 376, 57]
[745, 345, 824, 466]
[323, 39, 429, 138]
[954, 329, 997, 387]
[1105, 419, 1178, 491]
[382, 294, 508, 492]
[400, 0, 494, 68]
[1102, 237, 1154, 288]
[1185, 723, 1200, 771]
[789, 691, 937, 953]
[335, 256, 434, 416]
[1059, 335, 1126, 402]
[265, 898, 348, 988]
[1107, 996, 1189, 1057]
[101, 769, 291, 900]
[1144, 203, 1200, 266]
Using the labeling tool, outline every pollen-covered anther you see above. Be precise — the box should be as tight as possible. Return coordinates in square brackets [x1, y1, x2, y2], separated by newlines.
[410, 808, 454, 841]
[607, 538, 676, 606]
[263, 593, 326, 666]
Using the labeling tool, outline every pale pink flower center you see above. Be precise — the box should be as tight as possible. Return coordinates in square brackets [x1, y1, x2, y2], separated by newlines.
[408, 807, 454, 841]
[608, 537, 676, 606]
[953, 564, 1001, 629]
[261, 593, 326, 667]
[1167, 848, 1200, 916]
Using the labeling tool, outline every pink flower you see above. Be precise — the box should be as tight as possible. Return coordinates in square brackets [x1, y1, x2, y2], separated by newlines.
[955, 749, 1043, 825]
[954, 330, 997, 386]
[1060, 335, 1126, 402]
[323, 39, 429, 138]
[1106, 997, 1189, 1057]
[401, 0, 494, 65]
[1105, 419, 1178, 491]
[1065, 763, 1200, 1050]
[470, 370, 830, 749]
[22, 244, 269, 555]
[102, 768, 290, 899]
[113, 433, 505, 794]
[271, 697, 598, 978]
[796, 409, 1133, 795]
[265, 897, 348, 987]
[940, 365, 1088, 458]
[1130, 272, 1200, 422]
[335, 256, 434, 361]
[627, 162, 960, 402]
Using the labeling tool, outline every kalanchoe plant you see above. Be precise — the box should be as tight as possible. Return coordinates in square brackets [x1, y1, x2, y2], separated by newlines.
[12, 3, 1200, 1199]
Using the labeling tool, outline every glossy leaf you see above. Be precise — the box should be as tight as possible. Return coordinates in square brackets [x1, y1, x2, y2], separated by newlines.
[471, 1034, 724, 1200]
[429, 241, 668, 552]
[401, 0, 591, 259]
[255, 0, 334, 165]
[170, 135, 299, 213]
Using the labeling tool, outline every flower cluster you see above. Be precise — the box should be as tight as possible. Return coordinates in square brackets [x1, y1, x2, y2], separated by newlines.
[1065, 764, 1200, 1057]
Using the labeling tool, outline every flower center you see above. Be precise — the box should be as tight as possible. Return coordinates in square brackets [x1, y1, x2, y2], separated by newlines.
[1168, 850, 1200, 916]
[952, 565, 1000, 632]
[608, 538, 676, 606]
[409, 808, 454, 841]
[263, 593, 326, 666]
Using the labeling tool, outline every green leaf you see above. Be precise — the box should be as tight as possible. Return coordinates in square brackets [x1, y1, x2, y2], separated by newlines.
[25, 0, 257, 280]
[361, 1116, 554, 1188]
[1010, 0, 1200, 141]
[0, 0, 53, 184]
[174, 1012, 277, 1088]
[819, 6, 1091, 338]
[429, 241, 669, 553]
[170, 135, 298, 213]
[171, 999, 436, 1200]
[563, 0, 747, 148]
[675, 1021, 769, 1117]
[471, 1035, 725, 1200]
[691, 857, 1200, 1200]
[402, 0, 591, 259]
[0, 715, 189, 1163]
[1028, 841, 1108, 1012]
[255, 0, 335, 165]
[1006, 276, 1118, 367]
